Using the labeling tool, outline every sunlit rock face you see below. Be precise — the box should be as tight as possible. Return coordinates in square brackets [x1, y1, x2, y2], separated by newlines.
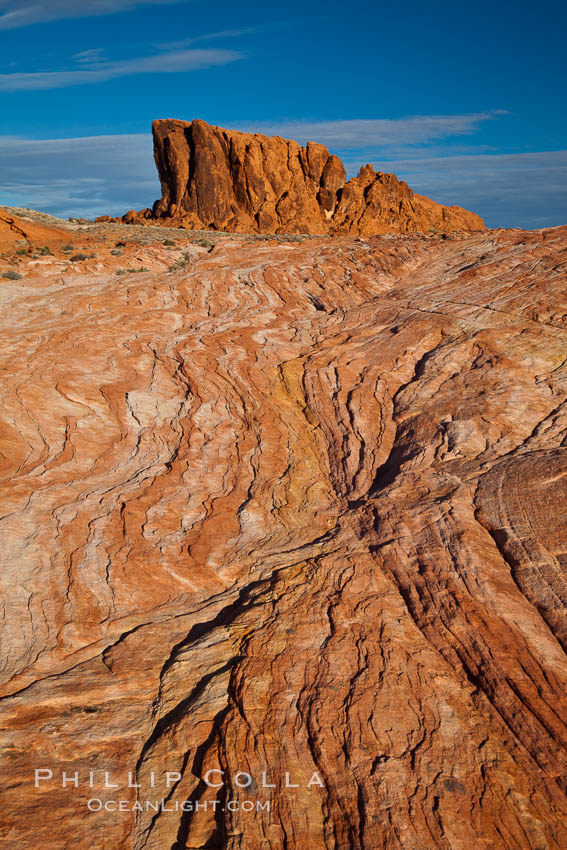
[123, 118, 486, 236]
[1, 224, 566, 849]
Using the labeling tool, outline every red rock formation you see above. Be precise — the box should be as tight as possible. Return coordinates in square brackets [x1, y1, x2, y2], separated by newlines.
[0, 209, 72, 249]
[0, 221, 566, 849]
[125, 118, 486, 235]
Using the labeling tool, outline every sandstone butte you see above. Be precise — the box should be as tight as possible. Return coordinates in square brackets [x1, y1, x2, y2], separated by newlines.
[112, 118, 486, 236]
[0, 207, 566, 850]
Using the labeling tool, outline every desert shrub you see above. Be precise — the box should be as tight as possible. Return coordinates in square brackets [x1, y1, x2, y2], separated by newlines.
[168, 252, 192, 271]
[3, 270, 23, 280]
[15, 247, 28, 256]
[70, 253, 96, 262]
[37, 246, 53, 256]
[163, 239, 176, 247]
[111, 248, 123, 256]
[116, 266, 148, 275]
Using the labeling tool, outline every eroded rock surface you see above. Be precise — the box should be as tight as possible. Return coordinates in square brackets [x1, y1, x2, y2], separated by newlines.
[123, 118, 485, 236]
[0, 224, 566, 849]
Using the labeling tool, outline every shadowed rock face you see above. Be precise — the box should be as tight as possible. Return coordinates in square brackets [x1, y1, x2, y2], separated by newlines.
[1, 223, 567, 849]
[126, 118, 486, 235]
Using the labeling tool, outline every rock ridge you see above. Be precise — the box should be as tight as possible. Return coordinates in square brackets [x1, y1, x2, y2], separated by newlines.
[121, 118, 485, 235]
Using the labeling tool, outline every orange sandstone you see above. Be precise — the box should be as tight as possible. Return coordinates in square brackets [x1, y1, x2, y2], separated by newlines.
[122, 118, 486, 235]
[0, 219, 566, 849]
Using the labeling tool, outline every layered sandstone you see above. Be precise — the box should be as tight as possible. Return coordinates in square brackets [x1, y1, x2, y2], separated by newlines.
[0, 221, 566, 849]
[0, 208, 73, 249]
[122, 118, 485, 235]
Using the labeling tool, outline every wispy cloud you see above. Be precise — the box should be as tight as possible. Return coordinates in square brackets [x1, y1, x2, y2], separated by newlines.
[234, 112, 508, 151]
[72, 48, 106, 64]
[367, 150, 567, 229]
[0, 134, 159, 218]
[0, 0, 185, 30]
[0, 131, 564, 229]
[0, 47, 243, 91]
[156, 22, 294, 51]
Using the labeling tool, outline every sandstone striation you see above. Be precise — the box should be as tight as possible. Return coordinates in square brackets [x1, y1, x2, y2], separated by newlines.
[0, 220, 566, 849]
[122, 118, 486, 235]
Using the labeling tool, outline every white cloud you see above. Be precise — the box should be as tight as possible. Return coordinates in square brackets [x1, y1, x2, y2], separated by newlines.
[233, 112, 508, 150]
[365, 150, 567, 229]
[0, 0, 184, 29]
[72, 48, 106, 64]
[0, 48, 243, 90]
[156, 22, 293, 50]
[0, 132, 564, 229]
[0, 134, 159, 218]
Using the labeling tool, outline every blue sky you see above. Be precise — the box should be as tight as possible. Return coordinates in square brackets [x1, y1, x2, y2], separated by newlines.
[0, 0, 565, 228]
